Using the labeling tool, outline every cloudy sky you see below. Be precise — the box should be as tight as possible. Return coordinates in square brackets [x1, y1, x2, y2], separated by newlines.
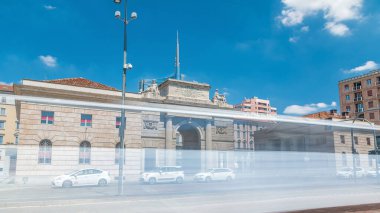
[1, 0, 380, 115]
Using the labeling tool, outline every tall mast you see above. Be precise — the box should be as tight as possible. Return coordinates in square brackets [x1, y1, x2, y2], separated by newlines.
[175, 30, 180, 80]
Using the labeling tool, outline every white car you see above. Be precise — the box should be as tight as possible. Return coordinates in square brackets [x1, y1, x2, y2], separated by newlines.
[367, 168, 380, 178]
[336, 167, 366, 178]
[139, 166, 184, 184]
[194, 168, 235, 182]
[52, 169, 111, 188]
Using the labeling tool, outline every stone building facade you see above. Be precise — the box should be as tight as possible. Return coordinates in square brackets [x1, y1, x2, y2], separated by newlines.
[13, 78, 237, 183]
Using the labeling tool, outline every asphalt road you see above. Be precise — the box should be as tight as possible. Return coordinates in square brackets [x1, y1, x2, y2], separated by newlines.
[1, 177, 380, 213]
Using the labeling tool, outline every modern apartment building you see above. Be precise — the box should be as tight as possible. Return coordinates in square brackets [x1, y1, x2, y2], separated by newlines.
[234, 97, 277, 115]
[338, 70, 380, 124]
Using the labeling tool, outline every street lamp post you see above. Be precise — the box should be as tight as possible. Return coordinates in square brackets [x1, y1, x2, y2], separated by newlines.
[350, 127, 357, 182]
[113, 0, 137, 196]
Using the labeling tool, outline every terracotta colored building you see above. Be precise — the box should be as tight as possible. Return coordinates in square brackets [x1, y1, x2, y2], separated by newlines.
[339, 70, 380, 124]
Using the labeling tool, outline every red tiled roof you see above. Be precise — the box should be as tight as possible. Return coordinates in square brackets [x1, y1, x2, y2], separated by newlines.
[44, 78, 118, 91]
[0, 84, 13, 92]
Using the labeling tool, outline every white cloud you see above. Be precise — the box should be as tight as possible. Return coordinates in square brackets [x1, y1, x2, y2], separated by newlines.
[0, 81, 13, 86]
[301, 26, 309, 32]
[44, 5, 56, 10]
[345, 61, 378, 73]
[39, 55, 57, 67]
[289, 36, 299, 43]
[283, 101, 337, 115]
[324, 22, 350, 36]
[279, 0, 363, 36]
[281, 9, 304, 26]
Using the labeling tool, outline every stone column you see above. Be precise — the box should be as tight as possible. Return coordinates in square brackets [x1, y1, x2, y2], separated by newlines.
[206, 120, 212, 150]
[165, 115, 174, 166]
[205, 120, 213, 169]
[165, 116, 173, 149]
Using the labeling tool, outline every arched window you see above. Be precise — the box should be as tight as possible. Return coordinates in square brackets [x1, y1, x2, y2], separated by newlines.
[249, 140, 254, 150]
[38, 139, 52, 164]
[115, 142, 125, 164]
[79, 141, 91, 164]
[237, 140, 241, 149]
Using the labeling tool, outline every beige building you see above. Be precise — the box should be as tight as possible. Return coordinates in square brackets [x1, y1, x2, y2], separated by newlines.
[339, 70, 380, 124]
[0, 84, 18, 145]
[234, 97, 277, 115]
[0, 84, 18, 179]
[13, 77, 239, 183]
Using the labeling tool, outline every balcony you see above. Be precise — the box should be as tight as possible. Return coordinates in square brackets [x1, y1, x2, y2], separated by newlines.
[353, 86, 362, 91]
[354, 97, 363, 102]
[355, 108, 364, 113]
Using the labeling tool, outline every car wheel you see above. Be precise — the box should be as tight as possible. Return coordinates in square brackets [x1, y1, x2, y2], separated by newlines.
[149, 178, 156, 185]
[205, 177, 211, 183]
[98, 179, 107, 187]
[226, 176, 232, 182]
[176, 177, 183, 184]
[62, 180, 72, 188]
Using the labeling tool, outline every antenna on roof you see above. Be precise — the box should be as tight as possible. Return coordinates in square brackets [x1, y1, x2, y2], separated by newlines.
[175, 30, 180, 80]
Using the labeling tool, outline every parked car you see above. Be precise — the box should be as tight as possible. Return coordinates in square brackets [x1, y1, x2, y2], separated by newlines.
[194, 168, 235, 183]
[140, 166, 184, 184]
[336, 167, 366, 179]
[52, 169, 111, 188]
[367, 167, 379, 178]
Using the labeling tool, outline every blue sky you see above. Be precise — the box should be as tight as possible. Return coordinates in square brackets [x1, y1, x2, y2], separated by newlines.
[1, 0, 380, 115]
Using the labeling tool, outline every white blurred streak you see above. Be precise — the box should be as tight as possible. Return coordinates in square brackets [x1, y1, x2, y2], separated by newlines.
[4, 94, 378, 131]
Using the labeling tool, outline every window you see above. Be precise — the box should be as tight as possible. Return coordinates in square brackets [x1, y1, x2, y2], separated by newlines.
[115, 142, 126, 164]
[367, 79, 372, 86]
[370, 113, 375, 119]
[38, 140, 52, 164]
[0, 135, 3, 144]
[0, 108, 5, 115]
[1, 97, 5, 103]
[80, 114, 92, 127]
[356, 103, 364, 112]
[344, 85, 349, 91]
[342, 152, 347, 167]
[369, 101, 374, 108]
[345, 95, 350, 100]
[367, 137, 371, 146]
[367, 90, 373, 96]
[79, 141, 91, 164]
[354, 136, 358, 145]
[0, 121, 4, 129]
[340, 135, 345, 144]
[41, 111, 54, 124]
[345, 106, 350, 112]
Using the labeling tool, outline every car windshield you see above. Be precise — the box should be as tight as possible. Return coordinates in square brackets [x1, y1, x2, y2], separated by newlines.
[65, 170, 79, 175]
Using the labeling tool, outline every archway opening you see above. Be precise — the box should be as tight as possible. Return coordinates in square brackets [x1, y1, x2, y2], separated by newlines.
[176, 124, 201, 173]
